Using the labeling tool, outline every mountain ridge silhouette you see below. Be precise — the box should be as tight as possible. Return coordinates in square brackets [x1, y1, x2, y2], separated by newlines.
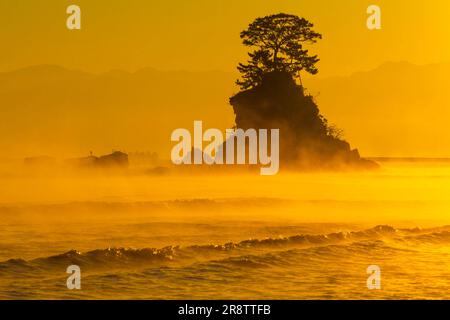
[1, 62, 448, 158]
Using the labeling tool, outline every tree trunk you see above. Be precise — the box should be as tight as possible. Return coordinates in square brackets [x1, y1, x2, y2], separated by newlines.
[273, 48, 279, 69]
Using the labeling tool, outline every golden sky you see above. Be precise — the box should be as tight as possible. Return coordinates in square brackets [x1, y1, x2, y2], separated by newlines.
[1, 0, 449, 76]
[1, 1, 450, 158]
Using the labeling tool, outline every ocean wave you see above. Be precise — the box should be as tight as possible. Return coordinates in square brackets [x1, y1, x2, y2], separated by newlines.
[1, 225, 449, 274]
[397, 231, 450, 244]
[197, 239, 412, 270]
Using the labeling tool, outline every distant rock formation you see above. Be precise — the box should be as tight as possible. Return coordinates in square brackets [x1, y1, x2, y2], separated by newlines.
[229, 71, 377, 169]
[97, 151, 129, 167]
[68, 151, 129, 168]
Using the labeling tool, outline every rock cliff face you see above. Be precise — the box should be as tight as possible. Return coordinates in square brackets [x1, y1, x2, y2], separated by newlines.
[229, 71, 377, 169]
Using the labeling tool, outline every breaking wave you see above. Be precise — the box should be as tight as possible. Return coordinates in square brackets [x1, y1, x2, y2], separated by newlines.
[2, 225, 449, 275]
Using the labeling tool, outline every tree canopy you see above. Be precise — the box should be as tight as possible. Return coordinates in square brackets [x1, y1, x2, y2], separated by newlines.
[237, 13, 322, 90]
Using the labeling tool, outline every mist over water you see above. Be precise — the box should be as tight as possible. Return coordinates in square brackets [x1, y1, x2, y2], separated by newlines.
[1, 160, 450, 299]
